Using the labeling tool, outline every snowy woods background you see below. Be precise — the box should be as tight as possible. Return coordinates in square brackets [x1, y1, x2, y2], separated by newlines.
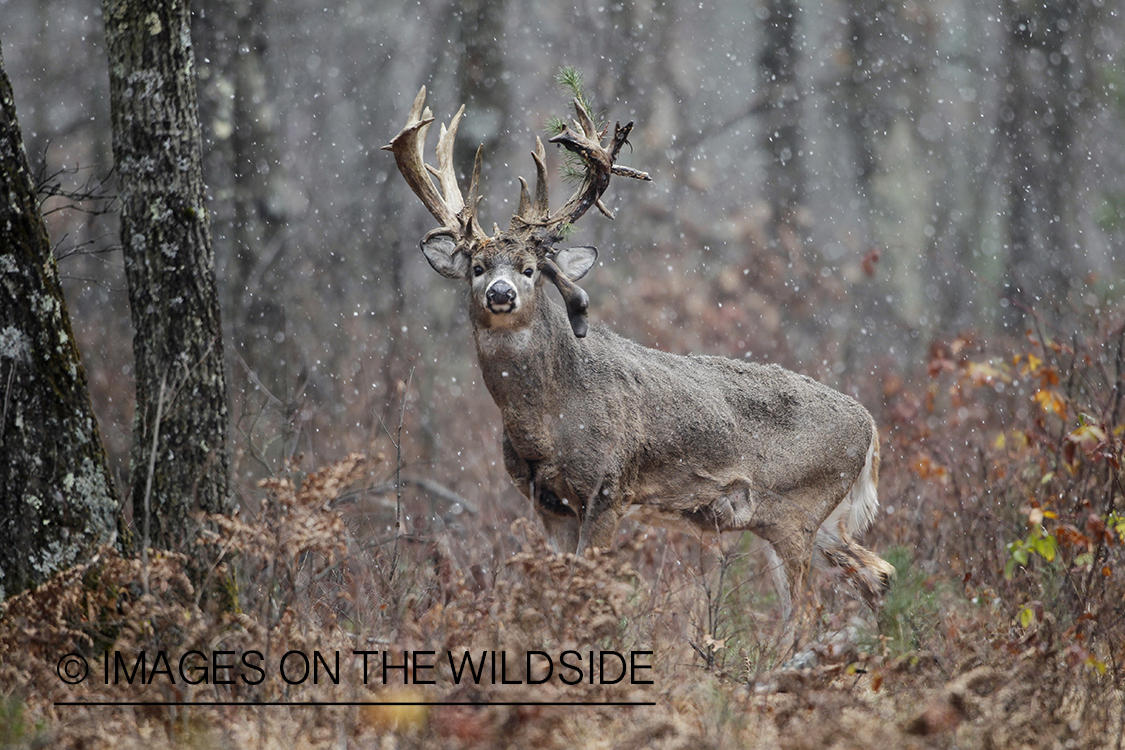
[4, 0, 1123, 491]
[2, 0, 1125, 492]
[4, 1, 1125, 747]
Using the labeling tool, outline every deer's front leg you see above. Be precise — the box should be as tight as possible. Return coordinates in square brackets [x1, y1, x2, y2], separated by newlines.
[501, 430, 532, 497]
[503, 432, 581, 552]
[538, 488, 581, 553]
[575, 482, 623, 555]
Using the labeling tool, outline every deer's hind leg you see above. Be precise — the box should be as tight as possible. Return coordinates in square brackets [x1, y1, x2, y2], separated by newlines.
[759, 532, 817, 654]
[751, 489, 835, 654]
[813, 433, 895, 609]
[815, 526, 895, 610]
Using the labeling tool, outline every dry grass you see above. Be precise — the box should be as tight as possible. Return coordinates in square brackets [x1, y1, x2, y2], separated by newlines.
[6, 249, 1125, 747]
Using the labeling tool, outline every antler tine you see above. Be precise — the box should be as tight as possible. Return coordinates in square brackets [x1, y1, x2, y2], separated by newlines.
[431, 105, 466, 216]
[545, 120, 612, 230]
[571, 97, 598, 139]
[510, 136, 552, 232]
[532, 137, 550, 218]
[383, 87, 488, 240]
[516, 178, 533, 219]
[540, 99, 651, 236]
[464, 145, 484, 230]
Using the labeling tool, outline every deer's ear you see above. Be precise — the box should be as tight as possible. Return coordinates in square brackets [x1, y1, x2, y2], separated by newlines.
[552, 246, 598, 280]
[421, 232, 469, 280]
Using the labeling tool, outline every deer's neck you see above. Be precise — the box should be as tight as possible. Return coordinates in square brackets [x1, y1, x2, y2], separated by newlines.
[473, 295, 579, 435]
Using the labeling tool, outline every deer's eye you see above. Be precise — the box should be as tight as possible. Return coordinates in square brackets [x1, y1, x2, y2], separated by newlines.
[523, 268, 535, 278]
[473, 265, 485, 277]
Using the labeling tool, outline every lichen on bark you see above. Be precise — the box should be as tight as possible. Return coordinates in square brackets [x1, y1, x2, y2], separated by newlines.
[103, 0, 231, 551]
[1, 39, 119, 599]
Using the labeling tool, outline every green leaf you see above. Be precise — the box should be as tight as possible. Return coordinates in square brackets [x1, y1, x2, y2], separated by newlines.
[1035, 534, 1058, 562]
[1109, 511, 1125, 539]
[1019, 606, 1036, 628]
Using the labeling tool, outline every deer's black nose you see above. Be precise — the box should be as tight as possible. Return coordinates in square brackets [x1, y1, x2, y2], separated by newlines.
[486, 281, 516, 306]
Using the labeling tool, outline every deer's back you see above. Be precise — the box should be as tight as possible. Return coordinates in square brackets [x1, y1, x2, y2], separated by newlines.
[582, 326, 875, 504]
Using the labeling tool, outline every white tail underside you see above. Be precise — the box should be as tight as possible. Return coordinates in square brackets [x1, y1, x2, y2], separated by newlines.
[822, 430, 879, 540]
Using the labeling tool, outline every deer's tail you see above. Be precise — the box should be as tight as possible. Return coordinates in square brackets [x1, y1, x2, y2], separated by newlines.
[814, 424, 895, 607]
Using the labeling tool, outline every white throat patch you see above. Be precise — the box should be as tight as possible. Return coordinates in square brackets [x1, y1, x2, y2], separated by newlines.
[476, 326, 535, 356]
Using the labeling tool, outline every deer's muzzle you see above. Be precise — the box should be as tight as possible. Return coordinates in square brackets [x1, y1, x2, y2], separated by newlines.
[485, 280, 517, 312]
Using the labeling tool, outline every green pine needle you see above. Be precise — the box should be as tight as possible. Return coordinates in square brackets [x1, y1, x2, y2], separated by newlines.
[546, 115, 567, 137]
[555, 66, 594, 115]
[549, 66, 606, 184]
[554, 66, 601, 130]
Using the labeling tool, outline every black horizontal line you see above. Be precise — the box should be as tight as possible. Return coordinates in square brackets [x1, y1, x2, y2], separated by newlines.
[54, 701, 655, 707]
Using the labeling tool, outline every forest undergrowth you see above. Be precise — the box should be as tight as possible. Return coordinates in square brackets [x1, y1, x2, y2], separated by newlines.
[3, 294, 1125, 748]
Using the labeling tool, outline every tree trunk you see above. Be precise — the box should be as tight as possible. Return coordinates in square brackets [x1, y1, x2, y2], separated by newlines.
[194, 0, 292, 395]
[840, 0, 886, 226]
[1000, 0, 1089, 324]
[454, 0, 511, 183]
[0, 40, 119, 598]
[758, 0, 804, 261]
[103, 0, 230, 550]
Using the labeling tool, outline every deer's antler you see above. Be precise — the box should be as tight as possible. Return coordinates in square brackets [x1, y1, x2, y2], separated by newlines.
[513, 97, 651, 241]
[385, 86, 650, 337]
[382, 87, 487, 243]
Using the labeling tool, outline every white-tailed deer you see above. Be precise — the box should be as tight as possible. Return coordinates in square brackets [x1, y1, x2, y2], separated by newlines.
[384, 87, 894, 644]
